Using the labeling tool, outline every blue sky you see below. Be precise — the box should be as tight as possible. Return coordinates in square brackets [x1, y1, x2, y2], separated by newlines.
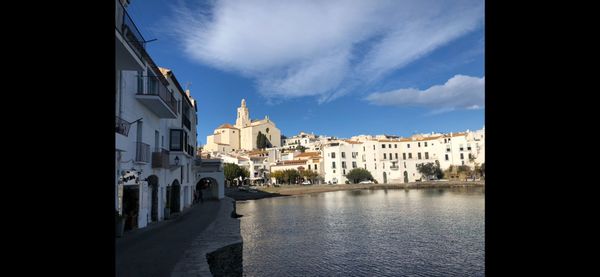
[126, 0, 484, 145]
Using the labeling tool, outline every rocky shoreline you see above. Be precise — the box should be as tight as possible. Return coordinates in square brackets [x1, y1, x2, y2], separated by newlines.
[226, 181, 484, 201]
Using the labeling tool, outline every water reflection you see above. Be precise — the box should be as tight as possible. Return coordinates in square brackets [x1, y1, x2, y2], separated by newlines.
[239, 188, 484, 276]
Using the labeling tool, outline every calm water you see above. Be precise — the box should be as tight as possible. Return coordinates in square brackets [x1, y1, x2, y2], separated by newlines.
[238, 187, 484, 276]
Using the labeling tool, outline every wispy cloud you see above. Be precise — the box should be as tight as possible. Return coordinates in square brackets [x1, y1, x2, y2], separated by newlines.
[168, 0, 483, 102]
[365, 75, 484, 113]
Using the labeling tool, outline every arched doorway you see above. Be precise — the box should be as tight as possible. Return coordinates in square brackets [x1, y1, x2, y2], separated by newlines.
[403, 171, 409, 183]
[147, 175, 159, 222]
[197, 177, 219, 200]
[171, 180, 181, 213]
[383, 172, 387, 184]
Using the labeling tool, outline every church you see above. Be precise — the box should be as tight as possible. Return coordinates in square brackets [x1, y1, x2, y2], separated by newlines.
[204, 99, 281, 153]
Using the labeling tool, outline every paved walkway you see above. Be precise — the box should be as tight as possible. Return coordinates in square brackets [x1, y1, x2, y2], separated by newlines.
[116, 200, 222, 277]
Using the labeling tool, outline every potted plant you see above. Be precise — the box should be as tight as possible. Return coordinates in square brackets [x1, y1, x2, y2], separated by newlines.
[115, 210, 125, 237]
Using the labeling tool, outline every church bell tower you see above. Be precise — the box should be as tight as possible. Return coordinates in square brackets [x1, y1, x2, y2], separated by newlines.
[235, 99, 250, 128]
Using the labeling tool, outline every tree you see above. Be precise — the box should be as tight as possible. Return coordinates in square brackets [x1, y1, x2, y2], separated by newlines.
[224, 163, 244, 186]
[270, 171, 285, 184]
[417, 163, 434, 180]
[301, 170, 319, 184]
[241, 167, 250, 184]
[457, 165, 472, 173]
[434, 160, 444, 179]
[295, 145, 307, 152]
[345, 168, 374, 184]
[256, 131, 272, 149]
[282, 169, 300, 184]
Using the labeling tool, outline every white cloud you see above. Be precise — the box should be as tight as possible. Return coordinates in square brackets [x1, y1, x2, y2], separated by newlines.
[365, 75, 485, 112]
[168, 0, 483, 101]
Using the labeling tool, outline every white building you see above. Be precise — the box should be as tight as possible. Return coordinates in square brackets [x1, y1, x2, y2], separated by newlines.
[115, 0, 202, 231]
[322, 127, 485, 184]
[204, 99, 281, 153]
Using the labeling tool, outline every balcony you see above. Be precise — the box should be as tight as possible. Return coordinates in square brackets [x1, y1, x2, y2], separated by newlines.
[135, 142, 151, 164]
[115, 116, 131, 136]
[136, 75, 178, 118]
[152, 148, 170, 168]
[115, 0, 145, 61]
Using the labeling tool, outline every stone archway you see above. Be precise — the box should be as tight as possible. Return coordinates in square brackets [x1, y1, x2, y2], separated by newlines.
[147, 175, 159, 222]
[197, 177, 220, 201]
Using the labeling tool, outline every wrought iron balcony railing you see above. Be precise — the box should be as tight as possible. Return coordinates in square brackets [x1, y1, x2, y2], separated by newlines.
[135, 142, 151, 163]
[115, 0, 145, 60]
[137, 75, 179, 115]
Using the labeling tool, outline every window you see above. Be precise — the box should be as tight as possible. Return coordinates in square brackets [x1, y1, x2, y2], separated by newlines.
[266, 128, 270, 133]
[343, 169, 346, 175]
[446, 147, 451, 152]
[395, 144, 397, 148]
[170, 129, 183, 151]
[382, 144, 386, 148]
[383, 153, 387, 159]
[418, 142, 421, 147]
[418, 153, 422, 160]
[352, 161, 357, 168]
[444, 139, 447, 143]
[342, 161, 346, 169]
[315, 164, 317, 170]
[403, 153, 407, 160]
[395, 153, 398, 159]
[424, 142, 428, 147]
[404, 162, 407, 168]
[331, 152, 336, 158]
[332, 162, 336, 169]
[462, 161, 465, 165]
[460, 144, 464, 151]
[407, 144, 411, 148]
[425, 152, 429, 159]
[445, 154, 449, 161]
[363, 146, 365, 151]
[460, 153, 464, 159]
[467, 144, 472, 151]
[341, 152, 346, 158]
[375, 163, 377, 169]
[308, 164, 311, 170]
[383, 163, 385, 169]
[373, 145, 375, 150]
[408, 153, 412, 159]
[388, 144, 391, 148]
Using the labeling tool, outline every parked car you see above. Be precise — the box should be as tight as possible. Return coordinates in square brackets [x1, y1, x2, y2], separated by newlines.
[359, 180, 373, 184]
[301, 181, 311, 185]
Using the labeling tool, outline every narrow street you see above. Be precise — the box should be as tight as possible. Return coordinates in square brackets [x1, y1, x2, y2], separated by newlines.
[116, 201, 221, 277]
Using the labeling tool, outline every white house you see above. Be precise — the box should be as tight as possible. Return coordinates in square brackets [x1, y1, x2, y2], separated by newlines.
[115, 0, 201, 232]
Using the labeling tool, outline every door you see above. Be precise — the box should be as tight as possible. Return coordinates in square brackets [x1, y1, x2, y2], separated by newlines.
[383, 172, 387, 184]
[403, 171, 409, 183]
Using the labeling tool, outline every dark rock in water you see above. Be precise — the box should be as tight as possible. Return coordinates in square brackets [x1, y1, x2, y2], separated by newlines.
[206, 242, 243, 277]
